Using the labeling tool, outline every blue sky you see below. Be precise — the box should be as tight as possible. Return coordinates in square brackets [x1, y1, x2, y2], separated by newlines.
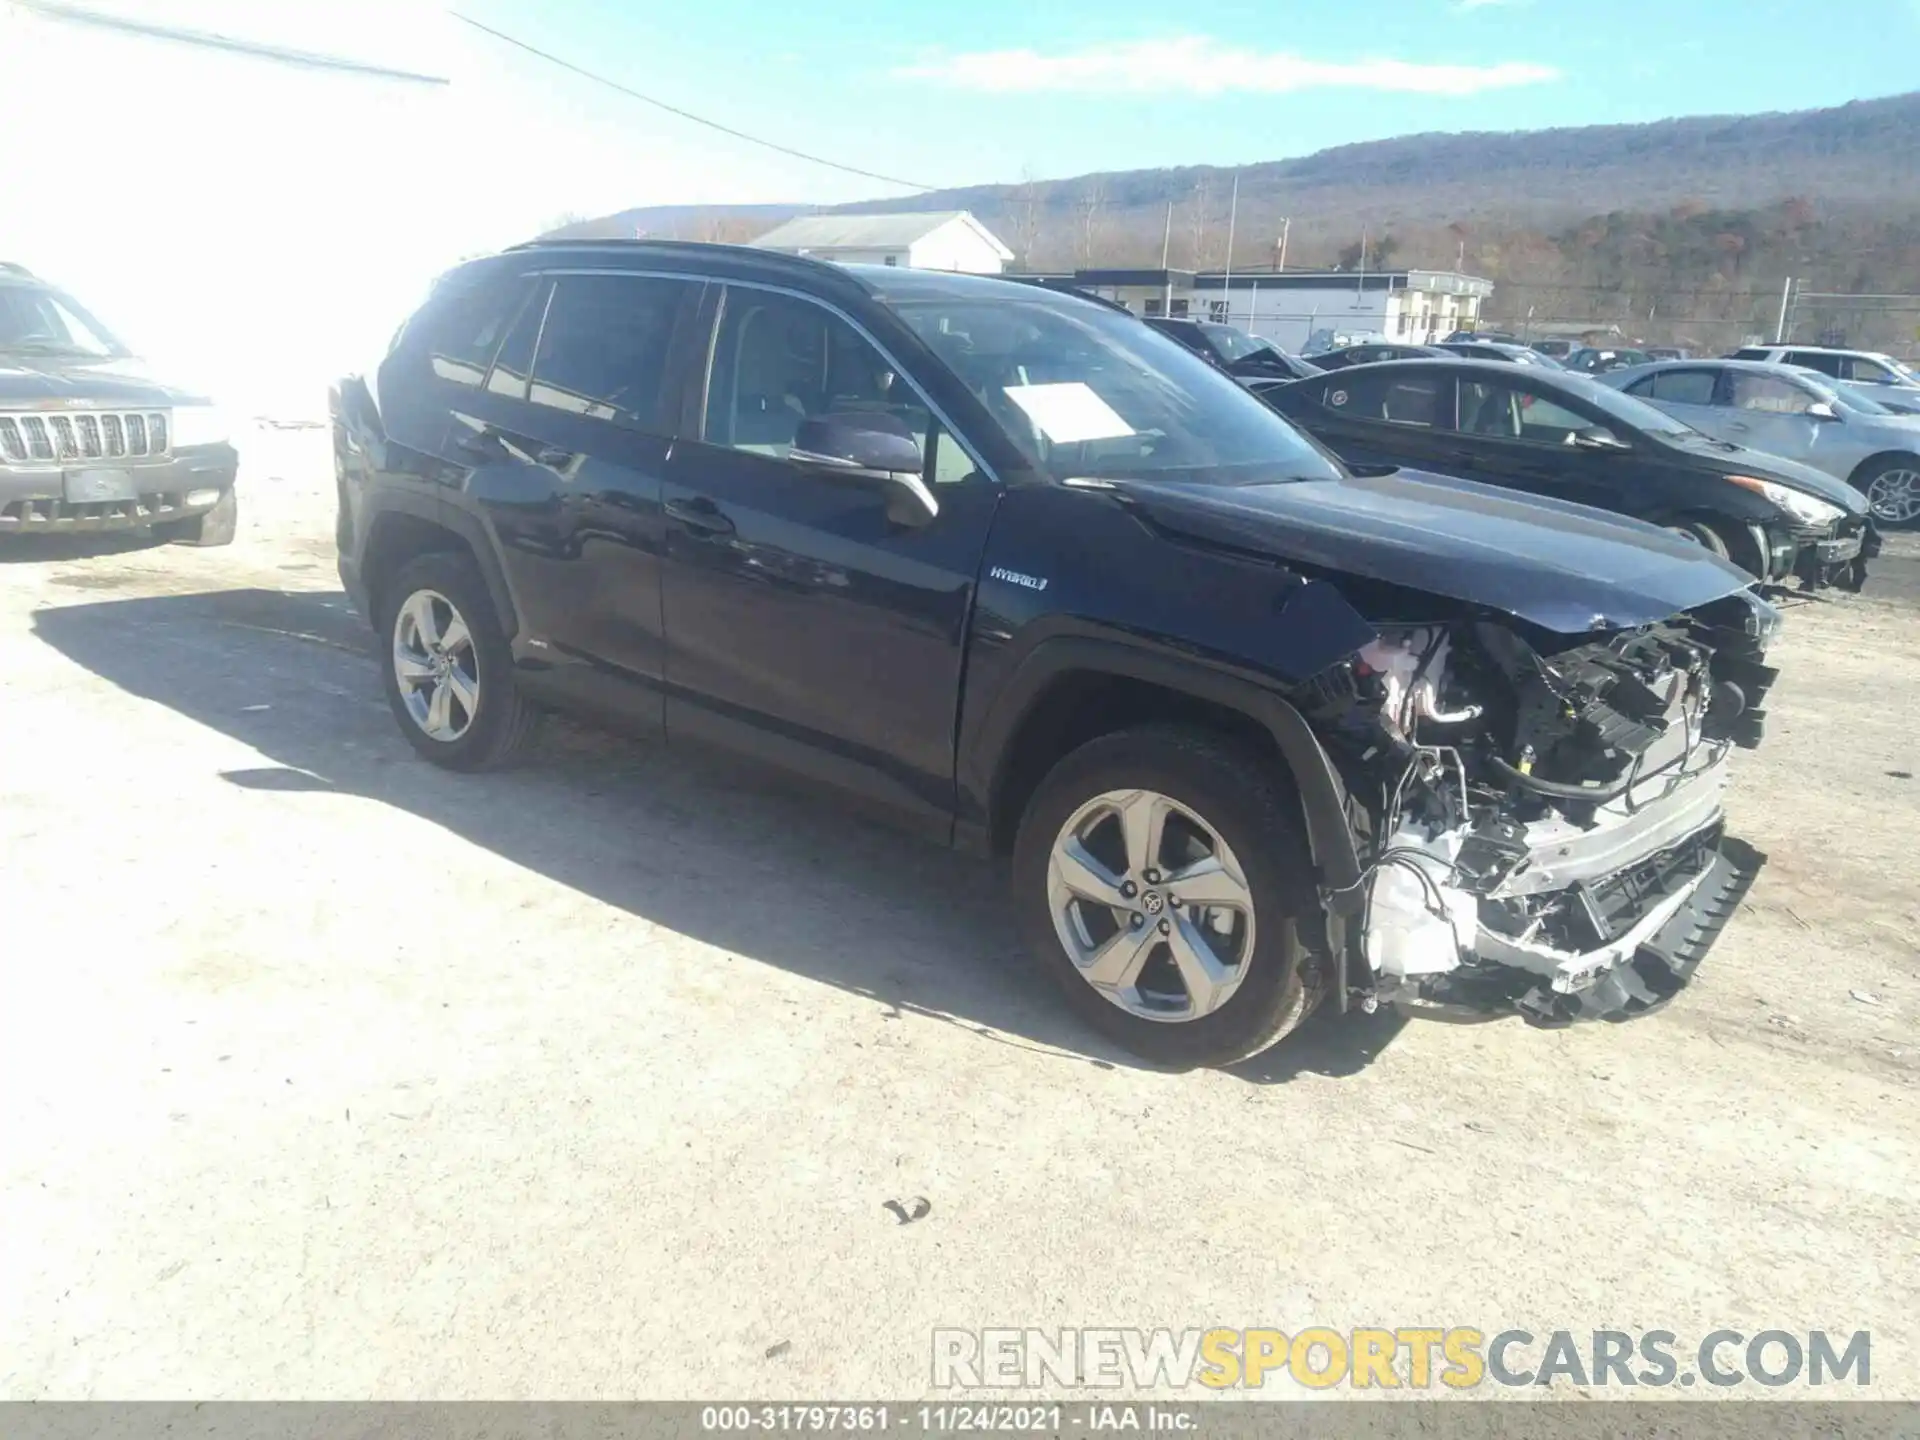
[451, 0, 1919, 204]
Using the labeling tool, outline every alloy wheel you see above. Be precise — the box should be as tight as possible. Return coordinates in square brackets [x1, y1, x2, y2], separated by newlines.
[1866, 468, 1920, 525]
[392, 588, 480, 742]
[1046, 788, 1256, 1023]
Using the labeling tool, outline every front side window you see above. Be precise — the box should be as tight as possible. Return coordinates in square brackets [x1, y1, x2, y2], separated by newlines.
[527, 274, 697, 428]
[1326, 371, 1443, 428]
[1730, 372, 1817, 415]
[0, 284, 127, 359]
[704, 287, 976, 486]
[1458, 380, 1600, 442]
[890, 292, 1342, 484]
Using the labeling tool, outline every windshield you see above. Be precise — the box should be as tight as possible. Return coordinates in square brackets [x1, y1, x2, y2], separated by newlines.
[0, 283, 129, 358]
[1199, 323, 1279, 364]
[1557, 371, 1697, 436]
[1835, 384, 1896, 417]
[1888, 358, 1920, 384]
[893, 296, 1343, 484]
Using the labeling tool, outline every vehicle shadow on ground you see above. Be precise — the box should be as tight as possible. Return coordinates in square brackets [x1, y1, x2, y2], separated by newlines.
[35, 585, 1428, 1082]
[0, 533, 168, 564]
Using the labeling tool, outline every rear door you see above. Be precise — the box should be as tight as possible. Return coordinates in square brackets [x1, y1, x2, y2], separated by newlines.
[1621, 365, 1728, 437]
[460, 269, 709, 730]
[657, 282, 1001, 836]
[1306, 366, 1457, 471]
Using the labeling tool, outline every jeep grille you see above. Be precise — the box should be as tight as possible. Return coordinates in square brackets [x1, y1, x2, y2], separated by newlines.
[0, 409, 171, 464]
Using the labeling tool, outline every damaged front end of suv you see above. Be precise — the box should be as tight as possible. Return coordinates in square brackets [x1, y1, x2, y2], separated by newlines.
[1117, 466, 1784, 1026]
[1300, 592, 1777, 1021]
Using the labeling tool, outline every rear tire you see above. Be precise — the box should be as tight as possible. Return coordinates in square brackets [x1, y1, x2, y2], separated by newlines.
[157, 489, 237, 547]
[376, 551, 539, 771]
[1011, 725, 1323, 1069]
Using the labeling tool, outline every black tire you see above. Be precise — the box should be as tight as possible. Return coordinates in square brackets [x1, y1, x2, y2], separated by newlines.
[1011, 724, 1323, 1069]
[376, 550, 539, 771]
[1850, 455, 1920, 530]
[1665, 520, 1729, 559]
[156, 488, 237, 547]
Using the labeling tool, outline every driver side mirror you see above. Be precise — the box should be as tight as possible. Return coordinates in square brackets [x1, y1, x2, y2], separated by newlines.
[1571, 426, 1629, 451]
[1808, 401, 1840, 421]
[790, 413, 938, 524]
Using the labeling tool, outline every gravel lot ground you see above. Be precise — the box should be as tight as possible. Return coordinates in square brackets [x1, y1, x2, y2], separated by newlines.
[4, 427, 1917, 1401]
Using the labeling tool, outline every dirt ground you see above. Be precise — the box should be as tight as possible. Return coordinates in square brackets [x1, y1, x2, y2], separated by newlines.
[3, 425, 1917, 1401]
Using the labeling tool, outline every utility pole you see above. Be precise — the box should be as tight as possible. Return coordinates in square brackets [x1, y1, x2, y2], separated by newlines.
[1223, 174, 1240, 322]
[1161, 201, 1174, 318]
[1775, 276, 1795, 343]
[1276, 217, 1290, 273]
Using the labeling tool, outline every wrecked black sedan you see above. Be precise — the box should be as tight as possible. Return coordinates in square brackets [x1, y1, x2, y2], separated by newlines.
[336, 252, 1779, 1065]
[1256, 358, 1878, 591]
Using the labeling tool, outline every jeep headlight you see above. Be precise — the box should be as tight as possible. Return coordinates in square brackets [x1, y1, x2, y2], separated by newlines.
[1725, 474, 1845, 527]
[168, 403, 232, 449]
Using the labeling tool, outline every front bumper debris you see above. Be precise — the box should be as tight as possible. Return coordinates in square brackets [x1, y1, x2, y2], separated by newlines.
[1362, 749, 1762, 1022]
[1790, 518, 1879, 592]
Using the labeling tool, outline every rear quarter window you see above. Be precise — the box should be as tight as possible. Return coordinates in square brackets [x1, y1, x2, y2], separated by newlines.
[415, 274, 533, 389]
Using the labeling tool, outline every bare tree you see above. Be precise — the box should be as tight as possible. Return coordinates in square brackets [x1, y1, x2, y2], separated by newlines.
[1078, 177, 1108, 266]
[1011, 168, 1045, 271]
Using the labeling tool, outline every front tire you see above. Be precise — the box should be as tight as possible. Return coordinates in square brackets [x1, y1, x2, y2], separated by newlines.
[157, 488, 237, 547]
[376, 551, 538, 770]
[1011, 725, 1323, 1068]
[1852, 456, 1920, 529]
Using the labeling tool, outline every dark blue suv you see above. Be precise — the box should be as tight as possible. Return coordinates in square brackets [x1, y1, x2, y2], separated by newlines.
[333, 240, 1782, 1065]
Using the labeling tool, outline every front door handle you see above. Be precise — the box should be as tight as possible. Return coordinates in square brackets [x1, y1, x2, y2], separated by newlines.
[665, 495, 736, 537]
[534, 446, 572, 468]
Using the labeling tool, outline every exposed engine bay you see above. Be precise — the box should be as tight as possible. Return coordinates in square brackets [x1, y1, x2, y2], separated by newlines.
[1300, 591, 1780, 1020]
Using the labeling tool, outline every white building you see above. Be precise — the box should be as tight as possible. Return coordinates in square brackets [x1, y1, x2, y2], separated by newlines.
[1063, 268, 1495, 350]
[751, 212, 1014, 274]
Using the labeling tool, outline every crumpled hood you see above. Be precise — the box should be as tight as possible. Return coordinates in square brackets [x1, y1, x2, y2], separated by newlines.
[0, 353, 203, 408]
[1115, 467, 1757, 635]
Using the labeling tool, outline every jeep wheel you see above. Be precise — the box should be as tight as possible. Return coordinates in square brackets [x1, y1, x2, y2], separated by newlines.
[377, 551, 538, 770]
[156, 488, 237, 547]
[1012, 725, 1321, 1068]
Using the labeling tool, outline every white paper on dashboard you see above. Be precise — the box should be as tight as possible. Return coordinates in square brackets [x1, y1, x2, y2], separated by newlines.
[1002, 382, 1136, 443]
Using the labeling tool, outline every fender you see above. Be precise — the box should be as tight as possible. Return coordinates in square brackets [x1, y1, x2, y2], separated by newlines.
[348, 486, 522, 642]
[960, 633, 1364, 907]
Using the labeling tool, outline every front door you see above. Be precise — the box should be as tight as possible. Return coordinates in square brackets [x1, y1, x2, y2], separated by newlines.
[659, 284, 1000, 837]
[1445, 374, 1627, 513]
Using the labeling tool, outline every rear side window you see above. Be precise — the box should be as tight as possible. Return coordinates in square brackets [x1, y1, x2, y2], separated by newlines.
[527, 275, 699, 430]
[419, 274, 531, 389]
[1731, 348, 1772, 361]
[1325, 371, 1442, 427]
[1784, 350, 1843, 377]
[484, 282, 550, 400]
[1642, 369, 1717, 405]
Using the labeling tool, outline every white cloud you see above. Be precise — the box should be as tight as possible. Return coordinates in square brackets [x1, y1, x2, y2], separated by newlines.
[896, 36, 1559, 96]
[1454, 0, 1532, 10]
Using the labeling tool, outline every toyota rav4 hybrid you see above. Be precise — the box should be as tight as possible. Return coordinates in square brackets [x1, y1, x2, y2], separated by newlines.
[332, 242, 1783, 1067]
[0, 263, 238, 542]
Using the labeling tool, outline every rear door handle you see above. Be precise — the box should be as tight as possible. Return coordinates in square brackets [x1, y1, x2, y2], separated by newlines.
[665, 495, 735, 537]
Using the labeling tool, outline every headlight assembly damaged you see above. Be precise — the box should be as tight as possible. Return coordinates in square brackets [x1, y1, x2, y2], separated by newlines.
[1299, 591, 1778, 1023]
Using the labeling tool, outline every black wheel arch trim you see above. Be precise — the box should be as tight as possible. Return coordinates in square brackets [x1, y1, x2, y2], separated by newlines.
[960, 633, 1364, 907]
[352, 489, 521, 642]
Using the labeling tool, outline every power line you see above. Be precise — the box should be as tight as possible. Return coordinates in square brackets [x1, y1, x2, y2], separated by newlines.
[449, 11, 933, 193]
[14, 0, 450, 85]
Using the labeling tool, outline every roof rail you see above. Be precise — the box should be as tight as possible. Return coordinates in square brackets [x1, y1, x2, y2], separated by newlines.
[0, 260, 34, 277]
[501, 236, 874, 291]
